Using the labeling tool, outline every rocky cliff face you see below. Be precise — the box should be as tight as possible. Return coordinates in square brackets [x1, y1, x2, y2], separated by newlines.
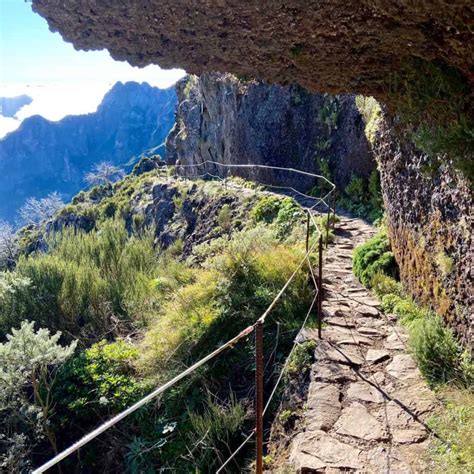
[375, 117, 473, 344]
[166, 74, 374, 191]
[0, 82, 176, 222]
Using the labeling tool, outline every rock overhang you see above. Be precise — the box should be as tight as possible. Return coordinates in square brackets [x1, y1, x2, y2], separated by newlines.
[31, 0, 473, 108]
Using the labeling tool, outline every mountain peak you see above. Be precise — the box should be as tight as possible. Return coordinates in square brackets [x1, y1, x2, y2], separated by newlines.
[0, 82, 177, 222]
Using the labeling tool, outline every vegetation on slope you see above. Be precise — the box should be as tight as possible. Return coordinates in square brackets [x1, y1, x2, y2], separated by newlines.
[0, 172, 319, 472]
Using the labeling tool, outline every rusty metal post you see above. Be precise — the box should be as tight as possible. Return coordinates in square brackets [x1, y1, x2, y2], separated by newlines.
[318, 235, 323, 339]
[255, 321, 264, 474]
[305, 211, 310, 253]
[325, 204, 331, 248]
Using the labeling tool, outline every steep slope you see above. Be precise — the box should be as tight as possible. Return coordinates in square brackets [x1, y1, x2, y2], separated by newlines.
[0, 82, 176, 222]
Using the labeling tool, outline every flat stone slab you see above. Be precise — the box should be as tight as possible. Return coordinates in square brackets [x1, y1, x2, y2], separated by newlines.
[347, 382, 385, 403]
[377, 400, 424, 432]
[326, 316, 356, 328]
[306, 383, 341, 431]
[290, 430, 363, 470]
[392, 428, 427, 444]
[366, 348, 391, 364]
[313, 362, 357, 383]
[337, 335, 374, 346]
[358, 326, 386, 338]
[384, 332, 408, 350]
[335, 402, 388, 441]
[386, 354, 419, 380]
[315, 340, 364, 366]
[355, 305, 380, 317]
[388, 382, 437, 415]
[367, 444, 429, 473]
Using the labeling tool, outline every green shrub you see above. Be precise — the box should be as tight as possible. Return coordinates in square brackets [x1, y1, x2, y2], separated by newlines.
[337, 170, 383, 222]
[345, 175, 366, 203]
[187, 395, 246, 471]
[428, 388, 474, 473]
[0, 220, 160, 341]
[370, 272, 403, 298]
[381, 293, 404, 313]
[54, 339, 145, 423]
[310, 157, 333, 197]
[355, 96, 382, 144]
[217, 204, 232, 233]
[410, 315, 473, 388]
[251, 195, 282, 224]
[375, 276, 473, 388]
[0, 321, 77, 470]
[251, 196, 305, 238]
[285, 340, 317, 379]
[275, 198, 305, 237]
[353, 228, 398, 286]
[317, 95, 339, 133]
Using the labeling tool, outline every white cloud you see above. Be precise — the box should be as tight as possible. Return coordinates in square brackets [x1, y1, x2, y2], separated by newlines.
[0, 115, 20, 138]
[0, 66, 185, 139]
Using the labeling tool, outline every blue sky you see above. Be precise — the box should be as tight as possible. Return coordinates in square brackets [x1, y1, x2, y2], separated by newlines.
[0, 0, 185, 136]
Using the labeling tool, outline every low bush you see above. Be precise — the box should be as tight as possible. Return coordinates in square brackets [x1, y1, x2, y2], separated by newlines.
[251, 195, 282, 224]
[373, 273, 473, 389]
[187, 395, 247, 471]
[285, 340, 317, 379]
[353, 228, 398, 286]
[337, 170, 383, 222]
[0, 220, 160, 341]
[54, 340, 146, 424]
[410, 315, 473, 388]
[217, 204, 232, 233]
[370, 272, 403, 298]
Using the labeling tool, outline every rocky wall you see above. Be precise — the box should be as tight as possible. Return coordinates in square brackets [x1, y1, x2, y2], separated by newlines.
[375, 116, 473, 345]
[166, 73, 374, 191]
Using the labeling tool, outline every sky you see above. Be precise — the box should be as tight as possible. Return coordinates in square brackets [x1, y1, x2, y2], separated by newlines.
[0, 0, 185, 138]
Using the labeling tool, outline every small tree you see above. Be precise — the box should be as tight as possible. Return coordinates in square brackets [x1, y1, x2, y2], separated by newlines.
[85, 162, 125, 187]
[19, 192, 64, 226]
[0, 321, 77, 470]
[0, 221, 18, 269]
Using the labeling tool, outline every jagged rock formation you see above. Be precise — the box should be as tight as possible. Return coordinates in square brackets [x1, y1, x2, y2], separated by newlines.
[31, 1, 473, 105]
[0, 82, 176, 222]
[33, 173, 262, 259]
[166, 74, 374, 190]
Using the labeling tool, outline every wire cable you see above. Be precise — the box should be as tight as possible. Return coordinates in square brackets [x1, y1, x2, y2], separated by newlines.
[33, 325, 256, 473]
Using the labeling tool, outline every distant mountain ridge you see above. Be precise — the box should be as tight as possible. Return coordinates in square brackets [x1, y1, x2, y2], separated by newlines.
[0, 81, 177, 222]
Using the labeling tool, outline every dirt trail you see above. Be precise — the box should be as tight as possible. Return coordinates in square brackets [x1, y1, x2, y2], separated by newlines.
[288, 215, 437, 473]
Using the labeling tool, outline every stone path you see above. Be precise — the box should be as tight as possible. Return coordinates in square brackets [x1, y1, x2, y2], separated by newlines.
[288, 216, 437, 473]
